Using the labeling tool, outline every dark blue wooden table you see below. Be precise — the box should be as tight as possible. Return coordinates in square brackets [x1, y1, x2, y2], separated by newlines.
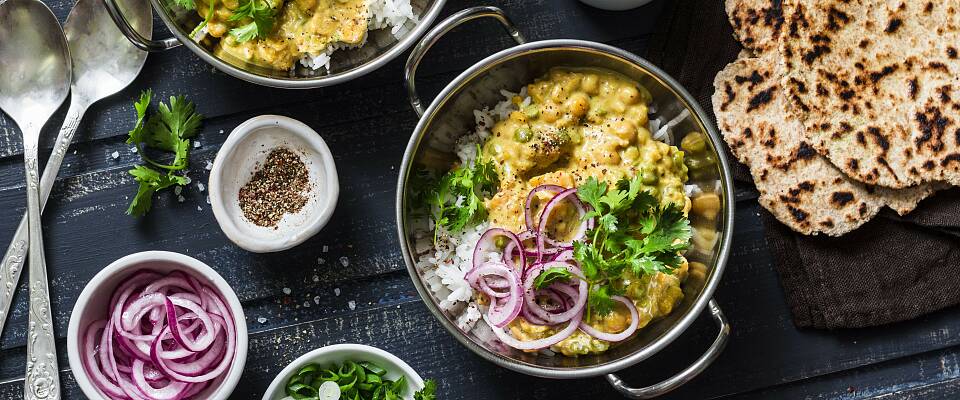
[1, 0, 960, 398]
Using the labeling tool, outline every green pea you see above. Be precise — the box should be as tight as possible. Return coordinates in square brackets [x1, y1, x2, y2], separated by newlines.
[671, 151, 685, 169]
[685, 156, 704, 171]
[680, 131, 706, 153]
[524, 104, 540, 118]
[641, 167, 659, 185]
[514, 127, 532, 143]
[495, 236, 508, 249]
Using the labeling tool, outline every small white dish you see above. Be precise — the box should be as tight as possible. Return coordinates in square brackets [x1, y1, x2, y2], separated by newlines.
[579, 0, 654, 11]
[262, 344, 425, 400]
[67, 251, 248, 400]
[209, 115, 339, 253]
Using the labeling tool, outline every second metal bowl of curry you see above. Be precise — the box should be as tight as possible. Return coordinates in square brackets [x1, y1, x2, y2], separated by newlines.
[102, 0, 445, 88]
[395, 6, 735, 399]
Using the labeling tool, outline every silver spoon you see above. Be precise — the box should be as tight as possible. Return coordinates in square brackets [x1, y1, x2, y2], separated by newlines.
[0, 0, 151, 338]
[0, 0, 71, 398]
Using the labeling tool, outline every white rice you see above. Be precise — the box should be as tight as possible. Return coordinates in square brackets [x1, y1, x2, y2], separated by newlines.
[299, 0, 419, 71]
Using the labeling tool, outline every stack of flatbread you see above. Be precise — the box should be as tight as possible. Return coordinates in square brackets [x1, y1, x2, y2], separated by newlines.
[713, 0, 960, 236]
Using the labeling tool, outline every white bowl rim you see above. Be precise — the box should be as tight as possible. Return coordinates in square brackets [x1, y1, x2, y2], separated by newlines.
[66, 250, 249, 400]
[208, 114, 340, 253]
[261, 343, 425, 400]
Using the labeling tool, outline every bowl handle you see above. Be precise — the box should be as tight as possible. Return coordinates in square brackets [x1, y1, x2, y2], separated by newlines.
[404, 6, 527, 117]
[102, 0, 181, 52]
[606, 299, 730, 399]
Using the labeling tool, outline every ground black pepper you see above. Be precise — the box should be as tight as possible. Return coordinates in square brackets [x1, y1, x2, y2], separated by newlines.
[239, 147, 311, 228]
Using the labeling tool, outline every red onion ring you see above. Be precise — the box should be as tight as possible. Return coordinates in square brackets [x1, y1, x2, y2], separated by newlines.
[537, 188, 592, 251]
[524, 184, 565, 231]
[472, 228, 525, 274]
[578, 296, 640, 342]
[466, 262, 522, 328]
[523, 262, 588, 325]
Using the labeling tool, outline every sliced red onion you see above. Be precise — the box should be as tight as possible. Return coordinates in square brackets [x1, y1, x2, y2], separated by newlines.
[537, 188, 592, 250]
[523, 262, 588, 325]
[579, 296, 640, 342]
[466, 262, 522, 328]
[483, 310, 583, 350]
[83, 321, 125, 398]
[131, 360, 190, 400]
[524, 184, 565, 231]
[83, 270, 236, 400]
[473, 228, 525, 274]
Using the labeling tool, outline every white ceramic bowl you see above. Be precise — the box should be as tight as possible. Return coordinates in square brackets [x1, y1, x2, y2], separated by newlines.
[262, 344, 425, 400]
[579, 0, 654, 11]
[67, 251, 248, 400]
[209, 115, 340, 253]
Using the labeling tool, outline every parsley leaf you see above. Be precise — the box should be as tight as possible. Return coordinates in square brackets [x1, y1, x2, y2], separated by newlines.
[125, 90, 203, 217]
[228, 0, 276, 43]
[425, 147, 499, 240]
[532, 267, 573, 290]
[573, 175, 692, 317]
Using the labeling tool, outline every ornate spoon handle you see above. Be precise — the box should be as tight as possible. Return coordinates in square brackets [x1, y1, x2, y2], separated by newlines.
[22, 134, 61, 400]
[0, 99, 84, 338]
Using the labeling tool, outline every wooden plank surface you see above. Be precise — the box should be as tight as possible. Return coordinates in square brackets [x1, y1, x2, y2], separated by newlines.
[2, 0, 960, 399]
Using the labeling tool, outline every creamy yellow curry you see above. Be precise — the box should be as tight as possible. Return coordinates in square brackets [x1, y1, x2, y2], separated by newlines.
[198, 0, 370, 70]
[481, 68, 694, 356]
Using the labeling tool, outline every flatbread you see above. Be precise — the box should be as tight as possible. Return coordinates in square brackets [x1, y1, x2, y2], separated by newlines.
[713, 56, 939, 236]
[725, 0, 786, 55]
[780, 0, 960, 188]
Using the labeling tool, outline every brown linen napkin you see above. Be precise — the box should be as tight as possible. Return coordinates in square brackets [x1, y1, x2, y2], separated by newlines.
[643, 0, 960, 329]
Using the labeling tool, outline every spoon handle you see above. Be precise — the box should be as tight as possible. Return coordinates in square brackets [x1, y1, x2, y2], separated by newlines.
[0, 99, 84, 338]
[22, 139, 61, 400]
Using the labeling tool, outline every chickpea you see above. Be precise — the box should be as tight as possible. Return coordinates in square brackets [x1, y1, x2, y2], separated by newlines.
[604, 150, 621, 164]
[561, 75, 582, 93]
[581, 74, 599, 94]
[608, 119, 636, 142]
[622, 146, 640, 163]
[680, 131, 706, 153]
[691, 193, 721, 220]
[549, 84, 567, 102]
[601, 307, 630, 333]
[618, 85, 641, 105]
[609, 99, 627, 114]
[636, 126, 652, 144]
[564, 93, 591, 118]
[541, 103, 561, 122]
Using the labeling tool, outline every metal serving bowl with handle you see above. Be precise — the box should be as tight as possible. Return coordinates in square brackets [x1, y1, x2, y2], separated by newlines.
[102, 0, 445, 88]
[395, 6, 735, 398]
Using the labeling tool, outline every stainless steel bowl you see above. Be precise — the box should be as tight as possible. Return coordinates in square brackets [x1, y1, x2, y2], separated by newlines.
[395, 7, 735, 399]
[102, 0, 445, 88]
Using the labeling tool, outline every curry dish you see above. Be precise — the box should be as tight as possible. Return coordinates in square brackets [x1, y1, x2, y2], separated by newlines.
[199, 0, 369, 70]
[481, 68, 691, 356]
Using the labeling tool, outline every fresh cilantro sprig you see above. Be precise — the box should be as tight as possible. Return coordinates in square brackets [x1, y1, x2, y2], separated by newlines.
[426, 146, 499, 240]
[125, 90, 203, 217]
[228, 0, 276, 43]
[573, 176, 692, 317]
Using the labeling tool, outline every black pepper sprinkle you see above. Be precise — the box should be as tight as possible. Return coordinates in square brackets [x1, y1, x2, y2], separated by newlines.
[239, 147, 311, 228]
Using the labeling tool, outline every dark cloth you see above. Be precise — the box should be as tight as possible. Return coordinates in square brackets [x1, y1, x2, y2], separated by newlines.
[643, 0, 960, 329]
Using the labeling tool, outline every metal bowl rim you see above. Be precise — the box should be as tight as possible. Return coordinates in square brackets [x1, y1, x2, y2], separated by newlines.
[149, 0, 447, 89]
[395, 38, 735, 379]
